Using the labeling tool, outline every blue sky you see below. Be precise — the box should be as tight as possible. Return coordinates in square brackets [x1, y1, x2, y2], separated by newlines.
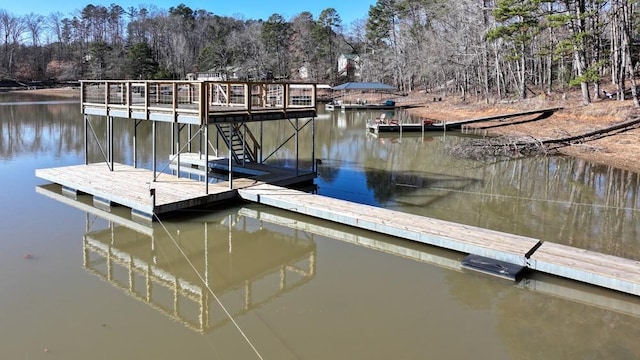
[1, 0, 376, 25]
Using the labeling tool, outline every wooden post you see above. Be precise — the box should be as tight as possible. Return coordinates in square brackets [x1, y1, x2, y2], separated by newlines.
[152, 120, 156, 181]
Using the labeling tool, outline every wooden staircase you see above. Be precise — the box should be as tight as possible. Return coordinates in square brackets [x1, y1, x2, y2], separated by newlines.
[215, 123, 260, 164]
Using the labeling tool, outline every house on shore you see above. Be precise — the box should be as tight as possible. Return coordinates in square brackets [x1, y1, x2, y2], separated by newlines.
[337, 54, 361, 82]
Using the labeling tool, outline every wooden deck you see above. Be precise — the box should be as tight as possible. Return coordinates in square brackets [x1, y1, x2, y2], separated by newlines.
[35, 162, 314, 220]
[366, 107, 563, 133]
[80, 80, 317, 124]
[238, 184, 640, 297]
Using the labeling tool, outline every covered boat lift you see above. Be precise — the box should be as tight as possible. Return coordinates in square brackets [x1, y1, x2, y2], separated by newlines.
[328, 81, 398, 110]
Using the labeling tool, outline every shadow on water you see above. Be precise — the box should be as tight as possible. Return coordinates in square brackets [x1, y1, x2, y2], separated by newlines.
[362, 168, 481, 205]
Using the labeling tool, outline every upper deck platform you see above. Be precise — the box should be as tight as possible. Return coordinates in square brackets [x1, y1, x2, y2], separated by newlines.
[80, 80, 317, 125]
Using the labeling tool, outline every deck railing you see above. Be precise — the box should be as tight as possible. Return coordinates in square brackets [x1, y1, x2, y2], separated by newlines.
[80, 80, 316, 124]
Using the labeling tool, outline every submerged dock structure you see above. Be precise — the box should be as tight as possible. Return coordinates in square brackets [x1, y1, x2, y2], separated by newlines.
[35, 81, 640, 298]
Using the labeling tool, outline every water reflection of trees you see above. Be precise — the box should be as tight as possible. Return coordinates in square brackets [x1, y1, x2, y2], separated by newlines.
[438, 156, 640, 259]
[0, 103, 84, 160]
[358, 132, 640, 260]
[474, 157, 640, 259]
[278, 114, 640, 259]
[0, 102, 176, 166]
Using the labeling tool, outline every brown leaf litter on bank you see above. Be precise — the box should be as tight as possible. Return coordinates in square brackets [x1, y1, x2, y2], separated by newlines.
[403, 93, 640, 174]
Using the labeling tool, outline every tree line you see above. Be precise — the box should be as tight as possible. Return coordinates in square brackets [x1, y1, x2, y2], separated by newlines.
[1, 0, 639, 105]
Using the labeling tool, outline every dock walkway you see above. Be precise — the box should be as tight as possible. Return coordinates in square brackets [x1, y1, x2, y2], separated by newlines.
[36, 168, 640, 296]
[238, 184, 640, 297]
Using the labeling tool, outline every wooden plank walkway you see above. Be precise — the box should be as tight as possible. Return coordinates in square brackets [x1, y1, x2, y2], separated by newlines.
[238, 183, 640, 297]
[529, 242, 640, 296]
[238, 184, 540, 266]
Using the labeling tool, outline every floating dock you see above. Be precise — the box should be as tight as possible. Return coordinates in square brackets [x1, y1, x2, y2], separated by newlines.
[36, 186, 640, 319]
[325, 103, 408, 111]
[36, 162, 314, 220]
[366, 107, 562, 133]
[37, 170, 640, 297]
[236, 184, 640, 297]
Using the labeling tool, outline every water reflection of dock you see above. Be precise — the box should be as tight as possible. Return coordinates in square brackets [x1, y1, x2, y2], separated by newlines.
[37, 184, 316, 333]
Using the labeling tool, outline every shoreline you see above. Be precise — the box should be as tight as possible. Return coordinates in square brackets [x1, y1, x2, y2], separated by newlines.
[3, 86, 81, 98]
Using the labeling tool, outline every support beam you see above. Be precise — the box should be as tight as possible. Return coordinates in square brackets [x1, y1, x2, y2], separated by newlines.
[84, 115, 88, 165]
[204, 124, 209, 194]
[109, 116, 114, 171]
[228, 122, 233, 189]
[152, 121, 157, 181]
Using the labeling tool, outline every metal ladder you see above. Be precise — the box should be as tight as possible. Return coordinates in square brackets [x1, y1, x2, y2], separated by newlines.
[215, 122, 259, 164]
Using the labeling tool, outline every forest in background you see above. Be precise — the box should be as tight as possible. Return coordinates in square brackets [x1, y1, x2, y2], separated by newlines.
[1, 0, 640, 106]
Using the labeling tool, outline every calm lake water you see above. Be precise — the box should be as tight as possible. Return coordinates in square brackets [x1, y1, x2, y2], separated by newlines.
[2, 94, 640, 359]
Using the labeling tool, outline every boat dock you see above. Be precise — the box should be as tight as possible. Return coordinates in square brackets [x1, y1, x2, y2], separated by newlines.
[37, 79, 318, 220]
[35, 80, 640, 298]
[366, 107, 563, 133]
[36, 162, 640, 297]
[326, 101, 414, 111]
[36, 172, 640, 297]
[35, 184, 640, 318]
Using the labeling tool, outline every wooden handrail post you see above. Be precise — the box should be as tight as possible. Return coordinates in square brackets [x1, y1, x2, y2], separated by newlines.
[199, 82, 206, 125]
[245, 83, 251, 111]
